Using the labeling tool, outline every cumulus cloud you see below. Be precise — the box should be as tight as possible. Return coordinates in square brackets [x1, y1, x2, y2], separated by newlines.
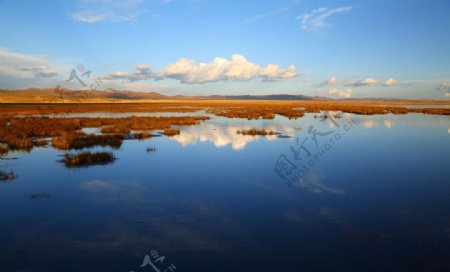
[297, 6, 352, 30]
[319, 76, 338, 87]
[259, 64, 298, 82]
[383, 78, 397, 86]
[327, 88, 352, 98]
[345, 77, 380, 87]
[103, 54, 300, 84]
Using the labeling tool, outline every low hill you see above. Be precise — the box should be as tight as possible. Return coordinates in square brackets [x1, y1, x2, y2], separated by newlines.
[0, 87, 331, 103]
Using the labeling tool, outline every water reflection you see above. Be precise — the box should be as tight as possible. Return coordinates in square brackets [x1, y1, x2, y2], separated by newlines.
[169, 120, 296, 150]
[0, 113, 449, 271]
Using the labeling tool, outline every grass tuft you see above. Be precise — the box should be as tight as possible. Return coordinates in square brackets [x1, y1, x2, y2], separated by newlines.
[63, 151, 115, 167]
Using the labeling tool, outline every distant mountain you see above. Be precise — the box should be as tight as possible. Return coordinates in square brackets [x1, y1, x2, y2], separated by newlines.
[223, 94, 330, 101]
[0, 87, 333, 102]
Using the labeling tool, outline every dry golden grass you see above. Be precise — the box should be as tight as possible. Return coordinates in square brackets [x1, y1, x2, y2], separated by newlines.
[1, 101, 449, 118]
[52, 133, 124, 150]
[0, 100, 449, 154]
[0, 115, 208, 152]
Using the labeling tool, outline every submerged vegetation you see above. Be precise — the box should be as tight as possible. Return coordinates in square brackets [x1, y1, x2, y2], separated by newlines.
[63, 151, 115, 167]
[236, 129, 275, 136]
[30, 193, 50, 200]
[0, 170, 16, 181]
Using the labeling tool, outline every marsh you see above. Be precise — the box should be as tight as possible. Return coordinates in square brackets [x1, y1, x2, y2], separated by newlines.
[0, 106, 449, 272]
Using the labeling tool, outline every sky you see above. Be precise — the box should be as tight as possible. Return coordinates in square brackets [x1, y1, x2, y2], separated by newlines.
[0, 0, 449, 99]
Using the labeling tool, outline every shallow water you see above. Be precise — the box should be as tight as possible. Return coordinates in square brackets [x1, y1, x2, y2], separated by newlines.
[0, 113, 449, 272]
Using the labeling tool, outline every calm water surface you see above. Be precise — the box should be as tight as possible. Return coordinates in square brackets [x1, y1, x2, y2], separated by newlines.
[0, 113, 449, 272]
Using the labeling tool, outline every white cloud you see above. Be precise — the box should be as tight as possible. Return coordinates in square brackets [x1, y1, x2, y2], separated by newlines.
[346, 77, 379, 87]
[241, 8, 288, 25]
[103, 54, 300, 84]
[319, 76, 337, 87]
[259, 64, 298, 82]
[383, 78, 397, 86]
[0, 48, 62, 81]
[71, 0, 169, 23]
[72, 13, 107, 23]
[19, 66, 58, 78]
[297, 6, 352, 30]
[102, 64, 155, 82]
[327, 88, 352, 98]
[436, 83, 450, 97]
[437, 83, 450, 91]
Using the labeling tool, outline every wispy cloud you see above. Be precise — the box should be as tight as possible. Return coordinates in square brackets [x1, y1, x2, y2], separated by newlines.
[102, 64, 154, 82]
[297, 6, 352, 30]
[71, 0, 169, 23]
[19, 66, 58, 78]
[241, 8, 289, 25]
[102, 54, 300, 84]
[0, 48, 59, 79]
[437, 83, 450, 97]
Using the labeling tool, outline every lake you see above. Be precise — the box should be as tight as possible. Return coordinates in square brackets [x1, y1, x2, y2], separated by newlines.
[0, 112, 449, 272]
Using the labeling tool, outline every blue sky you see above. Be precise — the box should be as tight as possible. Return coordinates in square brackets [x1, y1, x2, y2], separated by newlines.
[0, 0, 449, 99]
